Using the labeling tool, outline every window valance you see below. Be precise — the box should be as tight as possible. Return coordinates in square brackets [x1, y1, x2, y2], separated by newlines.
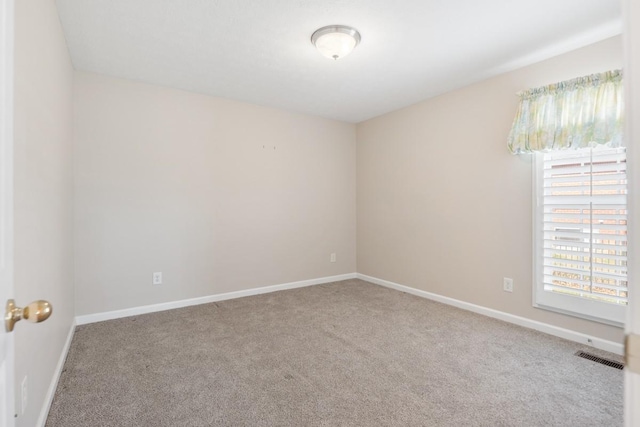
[507, 70, 624, 154]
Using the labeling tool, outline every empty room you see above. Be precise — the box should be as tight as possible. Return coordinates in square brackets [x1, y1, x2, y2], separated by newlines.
[1, 0, 640, 426]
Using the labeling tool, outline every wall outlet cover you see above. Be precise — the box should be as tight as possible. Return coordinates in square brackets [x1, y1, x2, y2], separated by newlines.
[153, 272, 162, 285]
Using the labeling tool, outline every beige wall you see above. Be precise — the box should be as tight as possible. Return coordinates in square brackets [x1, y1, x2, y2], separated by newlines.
[73, 72, 356, 315]
[356, 36, 625, 343]
[13, 0, 75, 426]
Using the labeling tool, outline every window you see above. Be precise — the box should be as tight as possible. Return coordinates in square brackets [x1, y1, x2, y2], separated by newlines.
[534, 146, 627, 325]
[507, 70, 625, 325]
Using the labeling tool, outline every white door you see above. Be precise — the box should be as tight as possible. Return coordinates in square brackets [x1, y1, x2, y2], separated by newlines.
[624, 0, 640, 425]
[0, 0, 14, 426]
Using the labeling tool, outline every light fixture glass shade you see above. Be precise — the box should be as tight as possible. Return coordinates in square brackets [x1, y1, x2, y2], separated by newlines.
[311, 25, 361, 60]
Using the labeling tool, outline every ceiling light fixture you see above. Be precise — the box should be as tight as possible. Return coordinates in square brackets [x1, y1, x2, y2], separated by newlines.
[311, 25, 361, 60]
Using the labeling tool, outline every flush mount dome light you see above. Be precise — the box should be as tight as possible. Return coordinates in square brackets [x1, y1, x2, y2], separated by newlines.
[311, 25, 361, 60]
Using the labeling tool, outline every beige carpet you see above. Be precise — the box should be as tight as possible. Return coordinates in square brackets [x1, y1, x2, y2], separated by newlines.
[46, 279, 623, 426]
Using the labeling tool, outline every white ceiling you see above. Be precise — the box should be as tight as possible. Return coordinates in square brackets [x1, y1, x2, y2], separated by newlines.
[55, 0, 622, 123]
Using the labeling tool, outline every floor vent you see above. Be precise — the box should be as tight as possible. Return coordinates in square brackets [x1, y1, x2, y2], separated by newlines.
[575, 351, 624, 370]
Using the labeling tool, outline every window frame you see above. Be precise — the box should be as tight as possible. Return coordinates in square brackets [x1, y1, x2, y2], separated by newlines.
[532, 148, 627, 327]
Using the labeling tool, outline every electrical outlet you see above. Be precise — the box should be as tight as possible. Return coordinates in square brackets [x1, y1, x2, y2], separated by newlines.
[153, 272, 162, 285]
[21, 376, 27, 415]
[330, 253, 336, 263]
[503, 277, 513, 292]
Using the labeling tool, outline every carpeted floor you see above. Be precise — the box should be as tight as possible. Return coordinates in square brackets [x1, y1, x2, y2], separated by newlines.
[46, 279, 623, 426]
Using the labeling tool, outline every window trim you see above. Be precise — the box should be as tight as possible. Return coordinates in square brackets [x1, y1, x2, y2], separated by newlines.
[532, 150, 626, 327]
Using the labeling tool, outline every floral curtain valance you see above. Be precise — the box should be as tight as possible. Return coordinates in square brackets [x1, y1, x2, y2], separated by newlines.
[507, 70, 624, 154]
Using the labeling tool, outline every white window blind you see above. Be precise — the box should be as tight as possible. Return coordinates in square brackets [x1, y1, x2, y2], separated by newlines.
[539, 147, 627, 318]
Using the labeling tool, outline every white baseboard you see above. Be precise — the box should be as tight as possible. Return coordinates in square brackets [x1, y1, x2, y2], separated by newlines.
[38, 319, 76, 427]
[357, 273, 624, 356]
[72, 270, 624, 354]
[75, 273, 358, 325]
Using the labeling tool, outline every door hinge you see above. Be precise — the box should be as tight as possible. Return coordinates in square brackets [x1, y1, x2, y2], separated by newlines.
[626, 333, 640, 374]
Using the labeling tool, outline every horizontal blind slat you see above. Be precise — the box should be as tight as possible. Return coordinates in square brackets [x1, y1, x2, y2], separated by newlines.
[542, 195, 627, 205]
[543, 249, 628, 261]
[544, 239, 627, 249]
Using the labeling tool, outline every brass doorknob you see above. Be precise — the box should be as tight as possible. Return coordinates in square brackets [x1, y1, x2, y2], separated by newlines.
[5, 299, 52, 332]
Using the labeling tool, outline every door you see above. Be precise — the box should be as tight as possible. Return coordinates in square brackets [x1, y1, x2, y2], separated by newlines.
[624, 0, 640, 425]
[0, 0, 14, 426]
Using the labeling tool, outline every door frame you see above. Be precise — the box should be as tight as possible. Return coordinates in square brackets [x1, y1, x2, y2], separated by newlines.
[0, 0, 15, 425]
